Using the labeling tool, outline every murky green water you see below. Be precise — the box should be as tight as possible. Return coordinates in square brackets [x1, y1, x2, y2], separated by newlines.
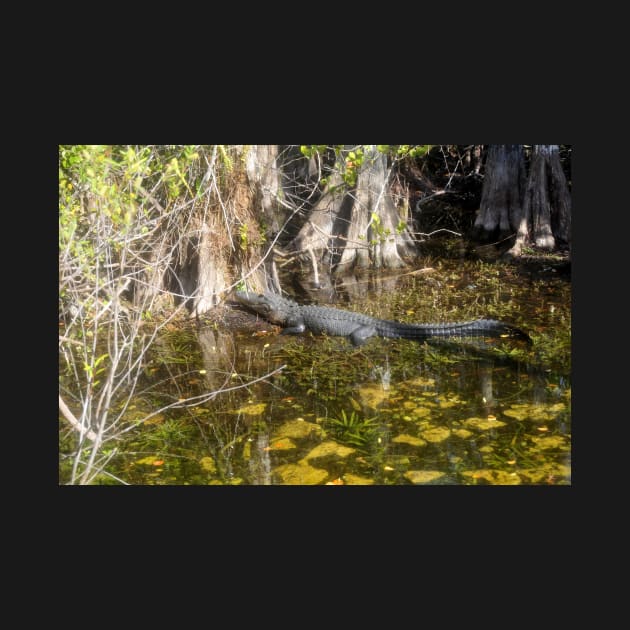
[59, 257, 571, 485]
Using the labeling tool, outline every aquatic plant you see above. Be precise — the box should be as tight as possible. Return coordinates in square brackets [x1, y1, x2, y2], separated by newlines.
[325, 409, 381, 450]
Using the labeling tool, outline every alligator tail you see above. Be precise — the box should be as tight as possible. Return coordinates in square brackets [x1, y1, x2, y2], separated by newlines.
[380, 319, 532, 344]
[430, 319, 532, 344]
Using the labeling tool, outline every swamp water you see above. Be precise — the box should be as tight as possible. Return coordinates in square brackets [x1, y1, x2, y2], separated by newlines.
[59, 258, 571, 485]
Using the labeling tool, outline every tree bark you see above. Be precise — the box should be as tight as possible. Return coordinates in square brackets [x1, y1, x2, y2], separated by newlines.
[289, 146, 418, 275]
[192, 221, 228, 314]
[289, 156, 347, 265]
[175, 146, 272, 315]
[244, 144, 285, 230]
[472, 144, 526, 243]
[507, 144, 571, 256]
[339, 146, 416, 270]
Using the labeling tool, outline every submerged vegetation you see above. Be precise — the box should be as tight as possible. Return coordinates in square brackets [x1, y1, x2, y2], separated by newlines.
[59, 255, 570, 485]
[324, 409, 382, 451]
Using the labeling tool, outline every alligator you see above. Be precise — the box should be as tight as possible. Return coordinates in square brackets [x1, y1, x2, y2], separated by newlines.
[234, 290, 532, 346]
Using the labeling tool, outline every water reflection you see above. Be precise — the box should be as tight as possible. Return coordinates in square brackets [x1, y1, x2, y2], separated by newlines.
[61, 260, 570, 485]
[248, 432, 272, 485]
[113, 319, 570, 485]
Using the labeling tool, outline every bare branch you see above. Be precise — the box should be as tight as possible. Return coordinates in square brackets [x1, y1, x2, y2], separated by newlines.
[59, 394, 98, 442]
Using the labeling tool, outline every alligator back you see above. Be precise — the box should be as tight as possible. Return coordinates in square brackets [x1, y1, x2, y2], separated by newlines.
[296, 305, 381, 336]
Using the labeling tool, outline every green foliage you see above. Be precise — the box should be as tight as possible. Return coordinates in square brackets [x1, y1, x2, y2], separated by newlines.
[375, 144, 432, 159]
[237, 221, 265, 252]
[137, 418, 195, 447]
[341, 148, 365, 187]
[299, 145, 327, 159]
[298, 145, 432, 193]
[82, 352, 109, 387]
[239, 223, 249, 251]
[217, 145, 233, 172]
[394, 145, 432, 159]
[368, 211, 392, 245]
[325, 408, 380, 450]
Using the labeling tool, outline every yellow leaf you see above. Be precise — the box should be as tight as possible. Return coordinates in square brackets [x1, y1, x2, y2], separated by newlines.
[326, 478, 344, 485]
[233, 402, 267, 416]
[200, 457, 216, 472]
[136, 456, 160, 466]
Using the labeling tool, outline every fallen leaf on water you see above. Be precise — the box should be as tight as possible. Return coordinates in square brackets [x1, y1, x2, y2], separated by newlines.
[200, 457, 216, 472]
[326, 478, 344, 485]
[233, 402, 267, 416]
[136, 456, 161, 466]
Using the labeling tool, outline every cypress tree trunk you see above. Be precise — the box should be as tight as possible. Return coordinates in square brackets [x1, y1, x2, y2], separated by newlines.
[289, 145, 418, 275]
[507, 145, 571, 257]
[472, 144, 526, 243]
[165, 146, 274, 315]
[288, 152, 349, 266]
